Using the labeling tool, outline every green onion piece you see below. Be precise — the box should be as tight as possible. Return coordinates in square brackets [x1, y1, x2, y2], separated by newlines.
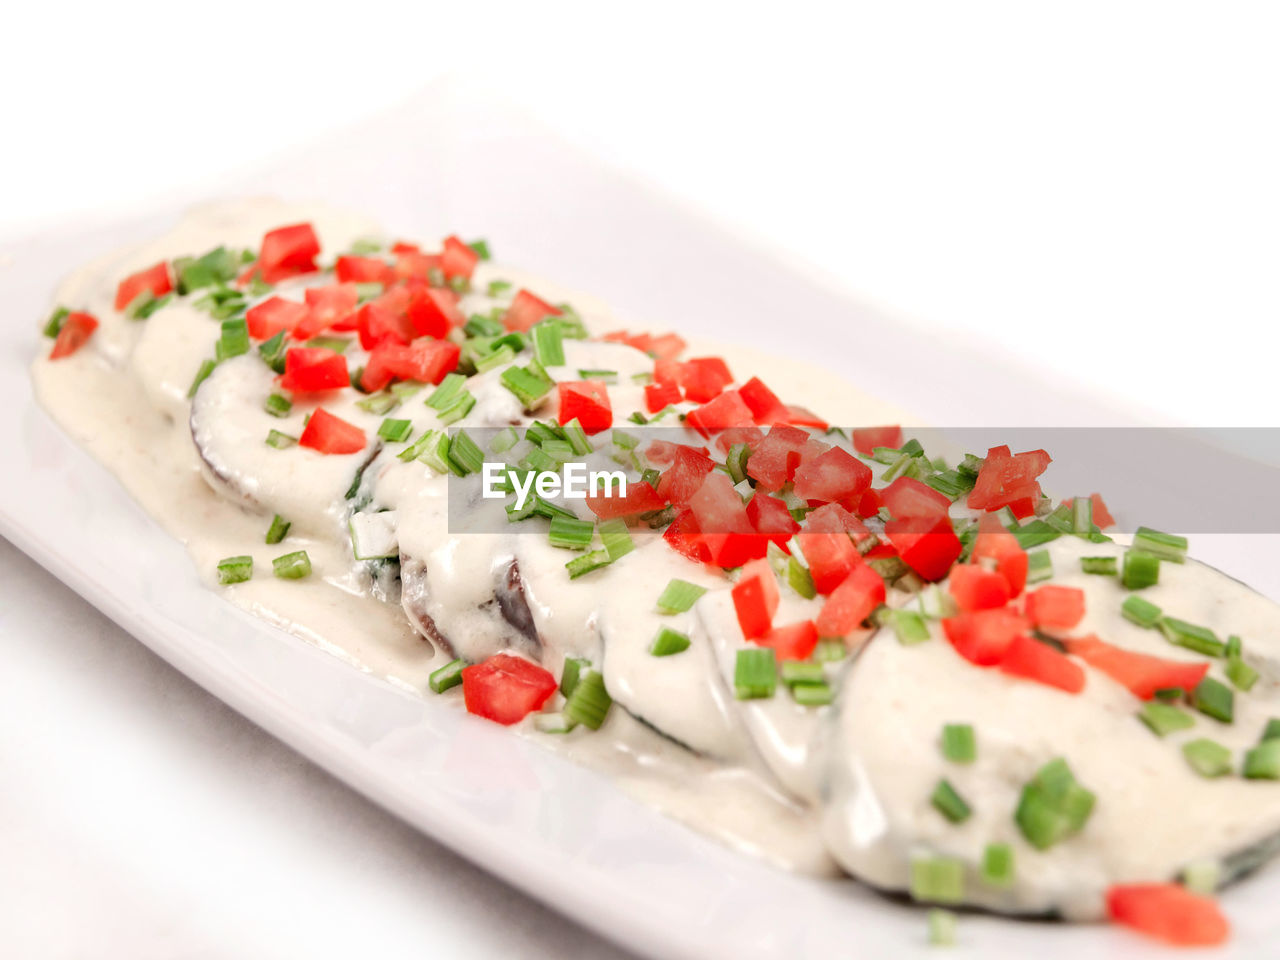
[656, 579, 707, 614]
[1159, 617, 1225, 657]
[559, 657, 587, 697]
[1080, 556, 1117, 576]
[541, 439, 574, 462]
[265, 514, 291, 545]
[425, 373, 466, 410]
[1182, 738, 1233, 777]
[448, 275, 470, 294]
[784, 557, 817, 599]
[263, 393, 292, 418]
[419, 431, 454, 474]
[610, 429, 638, 451]
[924, 470, 971, 500]
[520, 447, 559, 474]
[1012, 520, 1061, 550]
[910, 857, 964, 905]
[377, 418, 413, 442]
[474, 344, 516, 374]
[187, 359, 217, 398]
[565, 549, 611, 579]
[724, 443, 752, 485]
[814, 640, 848, 662]
[1261, 719, 1280, 743]
[533, 496, 577, 521]
[534, 712, 577, 734]
[791, 682, 834, 706]
[272, 550, 312, 579]
[1225, 635, 1242, 658]
[980, 844, 1015, 888]
[940, 724, 976, 764]
[176, 246, 242, 292]
[306, 335, 350, 354]
[1071, 495, 1094, 535]
[1191, 677, 1234, 723]
[734, 648, 778, 699]
[563, 669, 612, 730]
[956, 453, 984, 478]
[578, 368, 618, 383]
[1242, 739, 1280, 780]
[1139, 701, 1195, 737]
[396, 430, 431, 463]
[428, 658, 464, 694]
[1133, 526, 1188, 564]
[649, 626, 691, 657]
[1182, 860, 1221, 895]
[931, 780, 971, 823]
[525, 421, 564, 446]
[486, 279, 512, 298]
[1154, 686, 1186, 702]
[531, 320, 565, 367]
[465, 314, 504, 337]
[893, 610, 932, 645]
[348, 237, 382, 255]
[489, 425, 519, 453]
[598, 519, 634, 561]
[128, 291, 174, 319]
[1121, 549, 1161, 590]
[42, 306, 70, 338]
[215, 318, 250, 361]
[554, 419, 589, 457]
[468, 239, 491, 260]
[265, 429, 298, 449]
[258, 330, 287, 374]
[1226, 656, 1260, 692]
[390, 382, 422, 400]
[926, 908, 957, 947]
[447, 430, 485, 475]
[1121, 594, 1163, 628]
[549, 516, 595, 550]
[780, 661, 825, 686]
[1015, 758, 1095, 850]
[490, 332, 527, 354]
[216, 555, 253, 585]
[501, 364, 554, 409]
[435, 391, 475, 426]
[1026, 549, 1053, 584]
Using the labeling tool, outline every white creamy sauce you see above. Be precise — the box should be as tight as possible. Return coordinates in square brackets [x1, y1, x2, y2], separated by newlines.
[32, 198, 1279, 915]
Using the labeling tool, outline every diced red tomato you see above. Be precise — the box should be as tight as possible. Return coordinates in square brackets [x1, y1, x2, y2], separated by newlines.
[49, 311, 98, 359]
[685, 389, 755, 437]
[356, 301, 415, 350]
[884, 514, 962, 582]
[646, 332, 687, 360]
[390, 240, 421, 255]
[998, 634, 1086, 693]
[747, 493, 800, 547]
[746, 425, 811, 491]
[246, 296, 308, 340]
[406, 287, 464, 339]
[679, 357, 734, 404]
[755, 620, 820, 662]
[663, 508, 712, 564]
[816, 564, 885, 636]
[792, 446, 872, 505]
[1106, 884, 1229, 946]
[441, 235, 479, 280]
[942, 608, 1030, 665]
[257, 223, 321, 284]
[1025, 585, 1086, 631]
[732, 558, 780, 640]
[461, 653, 558, 726]
[784, 405, 828, 430]
[968, 445, 1052, 514]
[393, 251, 441, 281]
[643, 439, 679, 467]
[714, 426, 765, 456]
[856, 487, 883, 519]
[1065, 492, 1116, 530]
[657, 445, 716, 507]
[298, 407, 365, 454]
[644, 378, 683, 414]
[689, 471, 758, 566]
[114, 261, 172, 311]
[297, 284, 359, 338]
[585, 480, 666, 520]
[738, 377, 789, 425]
[504, 289, 561, 332]
[797, 531, 861, 595]
[949, 564, 1012, 612]
[362, 338, 461, 391]
[558, 381, 613, 434]
[970, 513, 1028, 596]
[804, 502, 871, 541]
[279, 347, 350, 392]
[1065, 635, 1210, 700]
[851, 425, 903, 456]
[334, 255, 393, 284]
[882, 475, 951, 521]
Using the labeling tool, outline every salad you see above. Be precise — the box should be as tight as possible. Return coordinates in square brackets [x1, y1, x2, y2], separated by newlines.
[32, 199, 1280, 949]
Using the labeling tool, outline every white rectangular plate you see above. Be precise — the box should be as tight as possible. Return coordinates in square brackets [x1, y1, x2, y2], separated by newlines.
[2, 80, 1274, 958]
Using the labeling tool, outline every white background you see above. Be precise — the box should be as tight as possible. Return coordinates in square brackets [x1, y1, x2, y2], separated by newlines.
[3, 2, 1279, 957]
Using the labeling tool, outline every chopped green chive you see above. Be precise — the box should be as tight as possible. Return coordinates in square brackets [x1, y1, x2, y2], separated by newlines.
[1243, 739, 1280, 780]
[1182, 860, 1221, 895]
[1121, 549, 1161, 590]
[42, 306, 70, 338]
[565, 549, 611, 579]
[465, 314, 505, 338]
[468, 239, 491, 260]
[1080, 556, 1117, 576]
[187, 358, 217, 398]
[941, 724, 976, 764]
[1191, 677, 1234, 723]
[1071, 496, 1094, 535]
[814, 640, 848, 662]
[175, 246, 242, 292]
[1012, 520, 1061, 550]
[348, 237, 383, 255]
[531, 320, 565, 367]
[563, 669, 612, 730]
[1133, 526, 1188, 564]
[1015, 758, 1095, 850]
[215, 318, 250, 361]
[779, 557, 815, 599]
[216, 555, 253, 585]
[725, 443, 752, 485]
[1226, 656, 1259, 692]
[272, 550, 312, 579]
[1182, 738, 1232, 777]
[264, 392, 292, 418]
[926, 908, 957, 947]
[780, 661, 825, 686]
[791, 682, 834, 706]
[1026, 549, 1054, 584]
[436, 391, 476, 425]
[980, 843, 1015, 888]
[893, 609, 932, 645]
[429, 658, 464, 694]
[486, 279, 512, 298]
[1139, 701, 1195, 737]
[265, 514, 291, 545]
[377, 418, 413, 442]
[931, 779, 972, 823]
[265, 429, 298, 449]
[1121, 594, 1163, 628]
[305, 335, 350, 354]
[489, 425, 520, 453]
[910, 857, 964, 905]
[500, 364, 554, 409]
[598, 519, 634, 561]
[447, 430, 485, 475]
[548, 516, 595, 550]
[1159, 617, 1225, 657]
[127, 291, 174, 319]
[578, 368, 618, 383]
[650, 626, 691, 657]
[534, 712, 576, 734]
[656, 579, 707, 615]
[1261, 718, 1280, 743]
[560, 657, 587, 697]
[425, 373, 466, 410]
[258, 330, 287, 374]
[734, 648, 778, 699]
